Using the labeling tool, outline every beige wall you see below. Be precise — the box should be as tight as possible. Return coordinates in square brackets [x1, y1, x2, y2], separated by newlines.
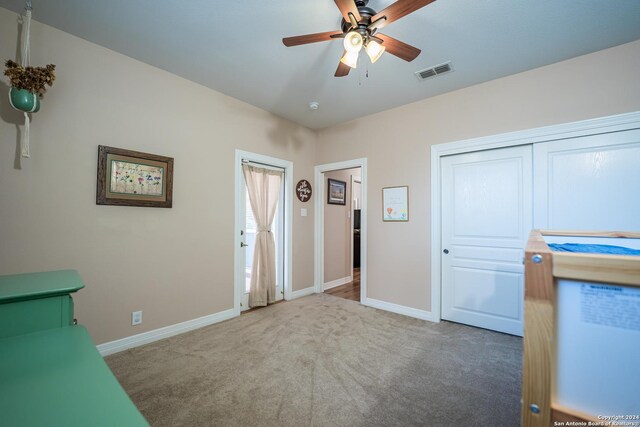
[316, 40, 640, 312]
[2, 5, 639, 344]
[0, 8, 316, 344]
[323, 168, 360, 284]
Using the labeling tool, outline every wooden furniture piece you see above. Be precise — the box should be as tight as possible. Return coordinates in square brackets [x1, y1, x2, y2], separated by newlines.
[0, 325, 149, 426]
[0, 270, 148, 426]
[0, 270, 83, 339]
[522, 230, 640, 427]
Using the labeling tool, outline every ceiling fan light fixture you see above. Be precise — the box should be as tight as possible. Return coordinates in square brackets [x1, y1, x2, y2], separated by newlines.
[283, 0, 434, 77]
[343, 31, 363, 52]
[340, 50, 359, 69]
[365, 40, 385, 63]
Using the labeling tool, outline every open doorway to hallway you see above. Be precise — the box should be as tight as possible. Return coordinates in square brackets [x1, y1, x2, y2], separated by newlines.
[316, 163, 365, 303]
[323, 169, 361, 301]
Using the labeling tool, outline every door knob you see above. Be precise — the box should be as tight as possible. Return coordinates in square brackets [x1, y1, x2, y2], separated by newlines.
[443, 249, 449, 254]
[241, 242, 248, 248]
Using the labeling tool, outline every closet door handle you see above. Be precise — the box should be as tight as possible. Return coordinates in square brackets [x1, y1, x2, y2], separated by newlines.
[443, 249, 449, 254]
[240, 242, 248, 248]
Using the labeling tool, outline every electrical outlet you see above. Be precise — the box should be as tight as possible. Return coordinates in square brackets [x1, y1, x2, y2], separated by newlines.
[132, 310, 142, 326]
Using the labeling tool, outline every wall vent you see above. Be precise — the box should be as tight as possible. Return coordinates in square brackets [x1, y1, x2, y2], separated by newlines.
[415, 61, 453, 81]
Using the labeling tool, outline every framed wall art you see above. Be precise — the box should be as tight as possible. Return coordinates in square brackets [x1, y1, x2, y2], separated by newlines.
[96, 145, 174, 208]
[327, 178, 346, 205]
[383, 186, 409, 221]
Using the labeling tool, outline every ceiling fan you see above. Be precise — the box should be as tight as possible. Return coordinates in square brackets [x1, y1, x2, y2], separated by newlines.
[282, 0, 436, 77]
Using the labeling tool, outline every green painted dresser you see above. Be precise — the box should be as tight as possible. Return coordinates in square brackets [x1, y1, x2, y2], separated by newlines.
[0, 270, 149, 426]
[0, 270, 83, 339]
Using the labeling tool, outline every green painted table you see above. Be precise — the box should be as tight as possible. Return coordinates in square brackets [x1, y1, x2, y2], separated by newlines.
[0, 325, 148, 426]
[0, 270, 148, 426]
[0, 270, 84, 339]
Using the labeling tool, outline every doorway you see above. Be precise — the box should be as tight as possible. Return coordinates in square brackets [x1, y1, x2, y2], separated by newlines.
[322, 168, 361, 301]
[234, 150, 293, 315]
[314, 159, 367, 304]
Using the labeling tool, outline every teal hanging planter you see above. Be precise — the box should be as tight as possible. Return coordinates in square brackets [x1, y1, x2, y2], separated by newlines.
[3, 1, 56, 159]
[8, 87, 40, 113]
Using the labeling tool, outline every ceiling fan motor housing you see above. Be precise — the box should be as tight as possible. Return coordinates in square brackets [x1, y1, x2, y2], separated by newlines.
[340, 5, 377, 34]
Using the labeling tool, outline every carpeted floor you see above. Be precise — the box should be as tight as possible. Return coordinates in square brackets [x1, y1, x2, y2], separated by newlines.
[106, 293, 522, 426]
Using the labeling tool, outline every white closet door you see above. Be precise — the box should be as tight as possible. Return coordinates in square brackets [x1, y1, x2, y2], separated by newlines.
[441, 145, 532, 336]
[534, 129, 640, 231]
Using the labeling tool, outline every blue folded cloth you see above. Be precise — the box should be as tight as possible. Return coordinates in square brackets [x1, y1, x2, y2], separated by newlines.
[548, 243, 640, 256]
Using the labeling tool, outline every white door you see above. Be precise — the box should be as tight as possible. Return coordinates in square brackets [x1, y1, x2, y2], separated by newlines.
[441, 145, 532, 336]
[239, 165, 285, 311]
[533, 129, 640, 231]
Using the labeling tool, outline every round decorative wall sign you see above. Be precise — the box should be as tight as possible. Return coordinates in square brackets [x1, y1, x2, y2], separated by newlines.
[296, 180, 312, 202]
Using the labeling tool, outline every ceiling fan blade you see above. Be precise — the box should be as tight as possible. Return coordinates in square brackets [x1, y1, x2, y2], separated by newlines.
[371, 0, 437, 30]
[335, 56, 351, 77]
[334, 0, 362, 23]
[377, 34, 421, 62]
[283, 31, 344, 47]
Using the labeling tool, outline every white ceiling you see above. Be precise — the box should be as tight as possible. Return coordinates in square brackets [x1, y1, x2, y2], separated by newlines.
[1, 0, 639, 130]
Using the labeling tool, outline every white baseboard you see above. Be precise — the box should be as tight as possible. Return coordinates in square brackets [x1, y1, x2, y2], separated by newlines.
[322, 275, 352, 291]
[97, 308, 236, 356]
[290, 286, 316, 300]
[362, 297, 438, 323]
[96, 295, 435, 356]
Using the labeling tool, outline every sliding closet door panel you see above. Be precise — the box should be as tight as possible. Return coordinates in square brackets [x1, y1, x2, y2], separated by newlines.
[441, 145, 532, 336]
[534, 129, 640, 231]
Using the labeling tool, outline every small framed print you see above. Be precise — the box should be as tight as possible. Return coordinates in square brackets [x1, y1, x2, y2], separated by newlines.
[383, 186, 409, 221]
[327, 178, 346, 205]
[97, 145, 174, 208]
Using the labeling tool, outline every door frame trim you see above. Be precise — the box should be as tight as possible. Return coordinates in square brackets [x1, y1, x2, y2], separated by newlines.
[350, 175, 361, 281]
[430, 111, 640, 323]
[234, 150, 293, 316]
[314, 158, 367, 302]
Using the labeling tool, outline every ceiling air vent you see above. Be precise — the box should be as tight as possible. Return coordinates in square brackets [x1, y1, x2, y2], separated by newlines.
[415, 61, 453, 81]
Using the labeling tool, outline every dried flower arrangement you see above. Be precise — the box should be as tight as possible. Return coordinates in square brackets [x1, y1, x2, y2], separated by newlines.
[4, 60, 56, 98]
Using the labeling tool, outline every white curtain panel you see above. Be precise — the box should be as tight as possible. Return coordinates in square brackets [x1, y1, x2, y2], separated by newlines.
[242, 164, 283, 307]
